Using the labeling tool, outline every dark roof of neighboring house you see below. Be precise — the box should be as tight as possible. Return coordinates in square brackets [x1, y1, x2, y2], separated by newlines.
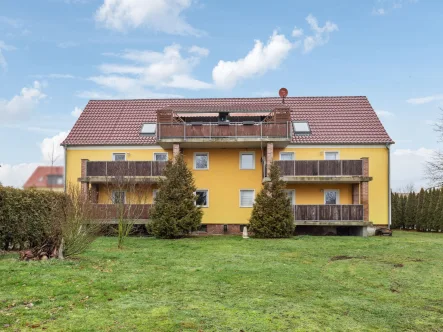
[23, 166, 64, 189]
[62, 97, 394, 145]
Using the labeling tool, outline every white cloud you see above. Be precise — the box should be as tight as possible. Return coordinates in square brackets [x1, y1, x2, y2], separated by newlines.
[95, 0, 202, 35]
[212, 31, 294, 89]
[406, 94, 443, 105]
[303, 14, 338, 53]
[0, 131, 68, 188]
[72, 106, 83, 117]
[87, 44, 211, 96]
[0, 81, 46, 122]
[32, 73, 76, 79]
[376, 110, 395, 117]
[372, 8, 386, 15]
[40, 132, 69, 165]
[391, 147, 434, 190]
[189, 45, 209, 57]
[0, 163, 41, 188]
[58, 41, 79, 48]
[0, 40, 16, 70]
[292, 26, 304, 38]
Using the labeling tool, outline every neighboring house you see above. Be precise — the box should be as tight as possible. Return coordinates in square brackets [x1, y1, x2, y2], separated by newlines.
[23, 166, 64, 192]
[62, 95, 394, 235]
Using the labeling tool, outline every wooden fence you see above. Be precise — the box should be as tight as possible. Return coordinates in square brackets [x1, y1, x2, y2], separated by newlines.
[91, 204, 152, 220]
[86, 161, 166, 177]
[293, 205, 364, 221]
[275, 160, 363, 176]
[157, 122, 291, 139]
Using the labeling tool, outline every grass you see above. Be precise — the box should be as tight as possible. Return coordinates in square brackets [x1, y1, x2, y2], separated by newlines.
[1, 231, 443, 331]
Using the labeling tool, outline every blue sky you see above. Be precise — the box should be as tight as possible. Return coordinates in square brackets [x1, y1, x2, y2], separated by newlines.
[0, 0, 442, 189]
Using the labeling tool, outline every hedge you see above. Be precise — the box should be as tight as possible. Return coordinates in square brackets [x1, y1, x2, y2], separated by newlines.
[391, 188, 443, 232]
[0, 186, 68, 251]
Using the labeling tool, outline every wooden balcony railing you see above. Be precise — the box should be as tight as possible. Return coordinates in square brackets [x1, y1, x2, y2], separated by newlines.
[92, 204, 152, 220]
[86, 161, 166, 177]
[157, 122, 291, 140]
[293, 205, 364, 221]
[275, 160, 363, 177]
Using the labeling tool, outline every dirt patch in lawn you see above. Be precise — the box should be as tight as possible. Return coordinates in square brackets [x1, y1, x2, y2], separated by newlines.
[330, 255, 367, 261]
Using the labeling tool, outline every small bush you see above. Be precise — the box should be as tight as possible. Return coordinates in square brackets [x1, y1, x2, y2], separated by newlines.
[248, 162, 294, 238]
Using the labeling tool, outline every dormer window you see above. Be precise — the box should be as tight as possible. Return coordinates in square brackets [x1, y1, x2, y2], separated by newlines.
[140, 123, 156, 135]
[292, 121, 311, 135]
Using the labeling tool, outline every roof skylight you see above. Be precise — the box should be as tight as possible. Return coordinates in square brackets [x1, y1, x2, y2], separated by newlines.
[292, 121, 311, 134]
[140, 123, 156, 135]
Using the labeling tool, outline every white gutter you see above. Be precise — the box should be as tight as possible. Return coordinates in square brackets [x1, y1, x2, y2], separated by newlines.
[387, 143, 391, 229]
[64, 145, 67, 192]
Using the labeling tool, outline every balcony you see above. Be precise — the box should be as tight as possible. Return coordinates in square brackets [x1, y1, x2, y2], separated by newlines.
[79, 161, 167, 184]
[271, 160, 372, 183]
[91, 204, 152, 223]
[156, 122, 292, 148]
[293, 204, 368, 226]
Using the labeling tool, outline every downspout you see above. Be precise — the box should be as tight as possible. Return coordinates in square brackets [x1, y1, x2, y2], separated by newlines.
[64, 145, 67, 193]
[387, 144, 391, 228]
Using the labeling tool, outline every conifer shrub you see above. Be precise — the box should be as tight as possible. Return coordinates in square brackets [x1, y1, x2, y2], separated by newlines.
[151, 154, 202, 238]
[248, 162, 294, 238]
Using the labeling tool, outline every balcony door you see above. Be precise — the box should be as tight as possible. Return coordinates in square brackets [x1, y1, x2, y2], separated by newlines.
[324, 190, 340, 205]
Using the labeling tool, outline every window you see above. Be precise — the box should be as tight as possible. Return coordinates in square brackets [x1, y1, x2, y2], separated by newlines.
[198, 224, 208, 232]
[47, 175, 63, 186]
[240, 152, 255, 169]
[153, 189, 159, 201]
[324, 190, 340, 205]
[195, 190, 209, 207]
[292, 121, 311, 134]
[280, 152, 295, 161]
[240, 190, 255, 207]
[154, 152, 168, 161]
[194, 152, 209, 170]
[284, 189, 296, 205]
[324, 152, 339, 160]
[141, 123, 156, 135]
[112, 191, 126, 204]
[113, 153, 126, 161]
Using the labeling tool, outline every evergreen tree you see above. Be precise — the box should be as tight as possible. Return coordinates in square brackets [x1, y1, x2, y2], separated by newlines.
[391, 192, 399, 228]
[248, 162, 294, 238]
[430, 188, 441, 231]
[399, 194, 407, 229]
[404, 191, 417, 229]
[419, 189, 430, 231]
[151, 154, 203, 239]
[437, 189, 443, 232]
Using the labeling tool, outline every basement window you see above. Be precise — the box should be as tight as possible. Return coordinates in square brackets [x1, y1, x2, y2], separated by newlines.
[141, 123, 156, 135]
[292, 121, 311, 135]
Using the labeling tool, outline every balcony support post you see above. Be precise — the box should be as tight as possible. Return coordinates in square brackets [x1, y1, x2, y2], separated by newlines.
[360, 157, 369, 221]
[173, 143, 180, 162]
[266, 143, 273, 177]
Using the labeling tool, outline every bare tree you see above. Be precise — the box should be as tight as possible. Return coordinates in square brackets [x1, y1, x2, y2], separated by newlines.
[103, 162, 151, 249]
[426, 107, 443, 187]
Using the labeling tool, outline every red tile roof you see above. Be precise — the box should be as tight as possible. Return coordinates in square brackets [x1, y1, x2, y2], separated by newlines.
[62, 97, 393, 145]
[23, 166, 64, 189]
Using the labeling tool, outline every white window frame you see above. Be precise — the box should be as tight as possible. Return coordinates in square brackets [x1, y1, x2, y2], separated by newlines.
[153, 152, 168, 161]
[239, 152, 255, 170]
[195, 189, 209, 208]
[112, 153, 126, 161]
[280, 152, 295, 160]
[324, 189, 340, 205]
[193, 152, 209, 170]
[239, 189, 255, 208]
[284, 189, 296, 205]
[112, 191, 126, 204]
[153, 189, 159, 201]
[324, 151, 340, 160]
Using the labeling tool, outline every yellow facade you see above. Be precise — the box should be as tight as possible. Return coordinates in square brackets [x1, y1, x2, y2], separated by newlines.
[66, 145, 389, 226]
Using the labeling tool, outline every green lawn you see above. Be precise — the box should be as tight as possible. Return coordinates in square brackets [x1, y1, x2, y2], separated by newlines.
[1, 231, 443, 331]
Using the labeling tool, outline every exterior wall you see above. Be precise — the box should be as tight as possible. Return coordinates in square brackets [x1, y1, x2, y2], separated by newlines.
[66, 144, 389, 226]
[274, 146, 389, 226]
[182, 148, 263, 225]
[285, 183, 353, 205]
[26, 187, 64, 192]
